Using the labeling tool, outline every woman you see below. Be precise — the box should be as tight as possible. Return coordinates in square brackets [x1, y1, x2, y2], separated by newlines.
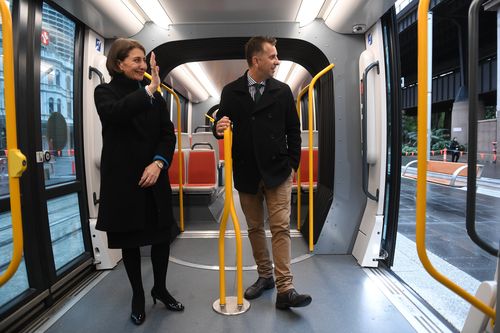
[94, 38, 184, 326]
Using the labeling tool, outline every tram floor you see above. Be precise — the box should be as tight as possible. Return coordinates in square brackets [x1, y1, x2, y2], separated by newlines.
[41, 253, 419, 333]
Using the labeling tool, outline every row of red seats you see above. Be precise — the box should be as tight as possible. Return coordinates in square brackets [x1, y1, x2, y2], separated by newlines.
[168, 149, 218, 194]
[167, 146, 317, 194]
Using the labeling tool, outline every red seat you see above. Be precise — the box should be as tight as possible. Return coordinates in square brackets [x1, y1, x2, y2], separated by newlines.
[184, 149, 217, 194]
[218, 139, 225, 163]
[168, 150, 186, 192]
[293, 148, 318, 190]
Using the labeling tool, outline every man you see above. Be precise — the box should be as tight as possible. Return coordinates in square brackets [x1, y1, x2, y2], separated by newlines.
[450, 137, 460, 162]
[213, 36, 311, 309]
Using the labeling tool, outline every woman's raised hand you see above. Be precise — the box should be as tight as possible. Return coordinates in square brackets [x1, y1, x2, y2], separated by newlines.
[148, 51, 160, 93]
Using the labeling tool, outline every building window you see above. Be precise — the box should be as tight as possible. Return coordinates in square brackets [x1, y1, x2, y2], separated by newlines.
[55, 70, 60, 86]
[49, 97, 54, 113]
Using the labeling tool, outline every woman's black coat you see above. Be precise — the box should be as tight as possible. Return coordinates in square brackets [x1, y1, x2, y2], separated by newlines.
[94, 74, 176, 232]
[214, 73, 301, 194]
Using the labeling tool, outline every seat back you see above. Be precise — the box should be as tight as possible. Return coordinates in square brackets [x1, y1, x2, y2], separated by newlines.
[297, 148, 318, 184]
[168, 150, 186, 190]
[300, 130, 318, 148]
[174, 132, 191, 150]
[185, 149, 217, 193]
[218, 139, 225, 162]
[191, 132, 219, 159]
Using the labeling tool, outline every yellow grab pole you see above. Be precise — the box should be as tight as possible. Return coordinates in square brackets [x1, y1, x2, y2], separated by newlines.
[0, 1, 28, 287]
[306, 64, 334, 252]
[215, 128, 247, 312]
[416, 0, 495, 320]
[295, 85, 310, 230]
[143, 72, 184, 232]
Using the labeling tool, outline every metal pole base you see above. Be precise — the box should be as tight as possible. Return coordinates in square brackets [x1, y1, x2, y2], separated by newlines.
[212, 296, 250, 315]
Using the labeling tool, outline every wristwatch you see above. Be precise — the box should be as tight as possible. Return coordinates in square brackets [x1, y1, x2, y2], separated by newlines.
[154, 160, 164, 169]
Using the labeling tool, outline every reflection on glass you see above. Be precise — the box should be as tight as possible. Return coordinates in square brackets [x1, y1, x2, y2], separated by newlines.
[0, 211, 29, 306]
[47, 193, 84, 271]
[40, 3, 76, 187]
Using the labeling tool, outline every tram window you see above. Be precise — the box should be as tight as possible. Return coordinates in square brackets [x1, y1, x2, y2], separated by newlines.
[0, 0, 30, 307]
[0, 211, 30, 305]
[40, 2, 77, 186]
[47, 193, 85, 270]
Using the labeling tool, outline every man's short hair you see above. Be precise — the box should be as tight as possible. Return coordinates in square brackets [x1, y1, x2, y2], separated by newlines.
[245, 36, 277, 67]
[106, 38, 146, 77]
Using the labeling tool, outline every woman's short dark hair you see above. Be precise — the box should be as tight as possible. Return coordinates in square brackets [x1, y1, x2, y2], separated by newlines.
[245, 36, 277, 67]
[106, 38, 146, 77]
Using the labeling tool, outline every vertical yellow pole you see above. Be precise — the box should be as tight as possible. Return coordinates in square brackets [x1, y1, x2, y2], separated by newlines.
[0, 1, 27, 287]
[416, 0, 495, 320]
[143, 72, 184, 232]
[306, 64, 334, 252]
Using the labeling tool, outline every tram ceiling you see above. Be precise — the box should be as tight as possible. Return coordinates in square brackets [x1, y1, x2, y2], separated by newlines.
[52, 0, 397, 101]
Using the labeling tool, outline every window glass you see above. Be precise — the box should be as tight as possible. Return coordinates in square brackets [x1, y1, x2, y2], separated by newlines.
[0, 210, 29, 307]
[40, 2, 76, 187]
[0, 0, 29, 299]
[47, 193, 84, 270]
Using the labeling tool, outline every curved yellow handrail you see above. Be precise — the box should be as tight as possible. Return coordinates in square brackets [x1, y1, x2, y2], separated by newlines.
[0, 1, 27, 287]
[143, 72, 184, 232]
[306, 63, 335, 252]
[218, 128, 244, 306]
[416, 0, 495, 320]
[295, 84, 310, 230]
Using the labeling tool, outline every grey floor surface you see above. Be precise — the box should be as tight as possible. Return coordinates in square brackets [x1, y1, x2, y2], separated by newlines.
[44, 253, 417, 333]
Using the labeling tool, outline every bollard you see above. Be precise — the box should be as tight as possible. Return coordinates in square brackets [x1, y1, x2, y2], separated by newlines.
[492, 142, 497, 163]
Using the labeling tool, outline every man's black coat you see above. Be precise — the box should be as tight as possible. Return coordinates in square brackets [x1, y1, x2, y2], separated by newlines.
[214, 73, 301, 194]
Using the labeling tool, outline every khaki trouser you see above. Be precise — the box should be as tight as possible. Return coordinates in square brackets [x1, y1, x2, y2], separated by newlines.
[239, 173, 293, 293]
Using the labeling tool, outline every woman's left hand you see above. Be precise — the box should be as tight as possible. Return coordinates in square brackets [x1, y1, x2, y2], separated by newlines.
[147, 51, 160, 93]
[139, 162, 161, 188]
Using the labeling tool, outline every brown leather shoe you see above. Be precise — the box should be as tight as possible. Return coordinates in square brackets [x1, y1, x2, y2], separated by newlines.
[244, 277, 275, 299]
[276, 288, 312, 309]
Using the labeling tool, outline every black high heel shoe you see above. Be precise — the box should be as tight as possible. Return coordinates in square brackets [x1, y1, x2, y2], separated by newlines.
[151, 288, 185, 311]
[130, 295, 146, 325]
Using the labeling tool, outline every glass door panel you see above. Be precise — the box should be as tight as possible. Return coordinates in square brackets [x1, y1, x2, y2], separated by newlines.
[38, 1, 87, 276]
[47, 193, 84, 270]
[0, 0, 29, 310]
[0, 211, 29, 305]
[40, 2, 76, 187]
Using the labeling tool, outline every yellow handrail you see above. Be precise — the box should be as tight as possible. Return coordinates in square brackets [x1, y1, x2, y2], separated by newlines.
[143, 72, 184, 232]
[416, 0, 495, 321]
[217, 128, 244, 306]
[306, 63, 335, 252]
[295, 84, 310, 230]
[0, 1, 27, 287]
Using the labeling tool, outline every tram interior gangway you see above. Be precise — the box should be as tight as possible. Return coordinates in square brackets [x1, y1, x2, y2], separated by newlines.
[23, 238, 454, 333]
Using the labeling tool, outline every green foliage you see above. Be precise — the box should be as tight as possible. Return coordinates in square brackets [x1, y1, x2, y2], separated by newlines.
[484, 105, 496, 120]
[401, 121, 456, 154]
